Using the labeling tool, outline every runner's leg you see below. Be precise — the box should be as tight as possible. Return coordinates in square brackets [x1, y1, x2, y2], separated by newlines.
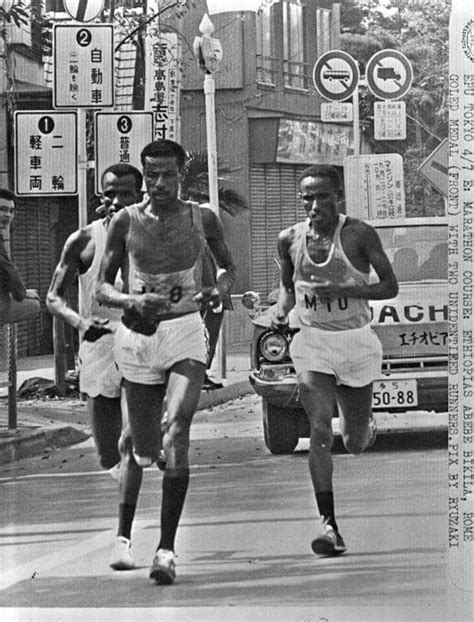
[123, 380, 165, 465]
[88, 395, 122, 469]
[158, 358, 206, 552]
[298, 371, 339, 530]
[336, 382, 373, 454]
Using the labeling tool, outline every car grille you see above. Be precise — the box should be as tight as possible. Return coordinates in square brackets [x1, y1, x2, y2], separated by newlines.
[381, 356, 447, 374]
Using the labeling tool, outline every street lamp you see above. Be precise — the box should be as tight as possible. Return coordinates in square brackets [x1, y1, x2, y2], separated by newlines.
[193, 15, 227, 379]
[193, 13, 222, 215]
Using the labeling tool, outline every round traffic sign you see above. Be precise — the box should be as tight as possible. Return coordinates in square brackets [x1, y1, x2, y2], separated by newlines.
[117, 115, 133, 134]
[313, 50, 359, 102]
[365, 49, 413, 100]
[64, 0, 104, 23]
[38, 116, 55, 134]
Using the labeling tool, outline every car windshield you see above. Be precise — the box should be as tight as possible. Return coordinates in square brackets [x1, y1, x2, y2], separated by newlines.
[371, 224, 447, 283]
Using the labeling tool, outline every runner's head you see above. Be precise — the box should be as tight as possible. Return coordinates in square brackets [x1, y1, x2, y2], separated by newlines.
[298, 165, 342, 232]
[100, 164, 143, 222]
[140, 140, 186, 208]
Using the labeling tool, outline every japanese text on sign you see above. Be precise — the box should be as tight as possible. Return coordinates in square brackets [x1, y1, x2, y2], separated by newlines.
[94, 113, 153, 194]
[53, 25, 114, 108]
[344, 154, 405, 219]
[145, 31, 182, 141]
[14, 112, 77, 196]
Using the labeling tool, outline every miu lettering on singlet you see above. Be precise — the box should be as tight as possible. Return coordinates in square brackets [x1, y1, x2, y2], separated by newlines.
[304, 294, 349, 313]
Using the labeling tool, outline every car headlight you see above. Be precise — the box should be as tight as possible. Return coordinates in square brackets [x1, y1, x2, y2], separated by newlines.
[258, 331, 289, 362]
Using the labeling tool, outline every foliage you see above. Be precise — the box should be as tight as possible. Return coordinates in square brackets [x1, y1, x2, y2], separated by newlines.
[0, 0, 28, 28]
[341, 0, 451, 216]
[181, 151, 249, 216]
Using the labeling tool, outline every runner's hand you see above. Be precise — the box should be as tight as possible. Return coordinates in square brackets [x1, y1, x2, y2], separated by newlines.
[82, 318, 112, 342]
[132, 292, 169, 320]
[193, 287, 220, 310]
[312, 283, 346, 304]
[271, 314, 290, 333]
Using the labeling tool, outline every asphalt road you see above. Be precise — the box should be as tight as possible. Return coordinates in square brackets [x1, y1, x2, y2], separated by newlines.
[0, 394, 448, 622]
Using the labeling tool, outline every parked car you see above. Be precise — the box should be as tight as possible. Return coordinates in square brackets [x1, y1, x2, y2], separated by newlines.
[243, 217, 448, 454]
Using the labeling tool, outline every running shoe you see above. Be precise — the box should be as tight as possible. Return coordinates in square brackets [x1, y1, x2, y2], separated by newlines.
[132, 451, 155, 468]
[149, 549, 176, 585]
[109, 536, 135, 571]
[202, 375, 223, 391]
[108, 462, 121, 480]
[366, 414, 378, 449]
[311, 517, 347, 557]
[157, 449, 167, 472]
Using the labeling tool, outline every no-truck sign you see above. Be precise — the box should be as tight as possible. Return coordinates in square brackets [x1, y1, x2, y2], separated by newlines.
[366, 49, 413, 100]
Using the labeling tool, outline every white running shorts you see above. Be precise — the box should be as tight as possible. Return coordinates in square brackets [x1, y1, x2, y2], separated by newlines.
[114, 312, 208, 385]
[78, 331, 122, 398]
[290, 323, 383, 387]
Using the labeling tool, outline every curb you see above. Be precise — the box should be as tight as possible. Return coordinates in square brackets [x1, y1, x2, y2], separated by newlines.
[0, 380, 253, 465]
[0, 426, 89, 465]
[198, 379, 253, 410]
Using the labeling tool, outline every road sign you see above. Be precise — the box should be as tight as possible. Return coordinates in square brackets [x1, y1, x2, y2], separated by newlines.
[321, 102, 353, 123]
[418, 138, 448, 197]
[366, 49, 413, 100]
[53, 24, 114, 108]
[64, 0, 104, 22]
[94, 112, 154, 194]
[374, 101, 406, 140]
[344, 153, 405, 219]
[14, 112, 77, 196]
[313, 50, 359, 102]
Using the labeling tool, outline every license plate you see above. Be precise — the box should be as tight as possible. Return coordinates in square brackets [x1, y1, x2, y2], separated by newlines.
[372, 379, 418, 408]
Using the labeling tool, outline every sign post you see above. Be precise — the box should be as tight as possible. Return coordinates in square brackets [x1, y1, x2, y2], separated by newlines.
[418, 138, 448, 197]
[344, 153, 405, 220]
[63, 0, 104, 22]
[94, 112, 154, 194]
[14, 112, 78, 196]
[365, 49, 413, 101]
[313, 50, 360, 155]
[53, 23, 114, 227]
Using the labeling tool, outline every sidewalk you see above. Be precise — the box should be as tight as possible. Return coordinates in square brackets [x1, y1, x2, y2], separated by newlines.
[0, 346, 253, 464]
[0, 346, 447, 464]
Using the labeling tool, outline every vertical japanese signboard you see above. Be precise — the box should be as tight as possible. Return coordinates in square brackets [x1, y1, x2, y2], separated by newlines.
[14, 112, 78, 196]
[53, 24, 114, 109]
[94, 112, 154, 194]
[447, 1, 474, 619]
[344, 154, 405, 219]
[144, 31, 182, 141]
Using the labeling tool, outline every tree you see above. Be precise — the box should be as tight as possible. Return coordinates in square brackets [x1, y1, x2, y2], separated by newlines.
[341, 0, 450, 216]
[181, 151, 249, 216]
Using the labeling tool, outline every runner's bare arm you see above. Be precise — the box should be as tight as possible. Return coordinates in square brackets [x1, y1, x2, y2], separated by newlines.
[200, 207, 236, 300]
[273, 228, 296, 327]
[46, 229, 109, 340]
[314, 223, 399, 302]
[96, 211, 168, 319]
[96, 210, 131, 310]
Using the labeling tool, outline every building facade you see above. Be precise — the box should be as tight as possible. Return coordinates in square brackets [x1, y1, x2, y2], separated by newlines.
[2, 0, 364, 356]
[179, 0, 364, 297]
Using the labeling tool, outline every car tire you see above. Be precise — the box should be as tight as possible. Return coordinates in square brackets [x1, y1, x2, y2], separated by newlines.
[262, 399, 299, 454]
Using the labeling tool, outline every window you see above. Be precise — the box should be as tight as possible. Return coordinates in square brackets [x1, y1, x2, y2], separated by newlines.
[316, 8, 331, 57]
[256, 4, 278, 85]
[282, 0, 308, 90]
[371, 224, 448, 283]
[44, 0, 65, 12]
